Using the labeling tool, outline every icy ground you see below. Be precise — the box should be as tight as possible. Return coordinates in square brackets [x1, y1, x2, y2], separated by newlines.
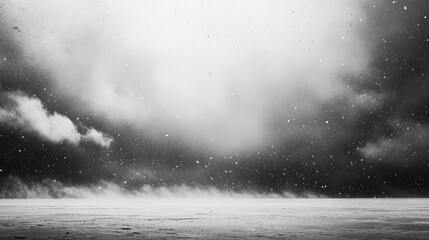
[0, 198, 428, 239]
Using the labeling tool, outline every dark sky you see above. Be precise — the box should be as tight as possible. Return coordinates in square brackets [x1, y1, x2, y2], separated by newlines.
[0, 0, 428, 197]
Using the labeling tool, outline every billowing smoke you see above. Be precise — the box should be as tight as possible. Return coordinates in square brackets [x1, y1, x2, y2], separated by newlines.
[1, 0, 369, 153]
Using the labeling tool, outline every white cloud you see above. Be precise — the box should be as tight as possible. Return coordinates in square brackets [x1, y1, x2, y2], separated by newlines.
[0, 91, 113, 148]
[82, 128, 113, 148]
[358, 137, 401, 158]
[0, 107, 21, 125]
[2, 0, 369, 153]
[359, 120, 429, 162]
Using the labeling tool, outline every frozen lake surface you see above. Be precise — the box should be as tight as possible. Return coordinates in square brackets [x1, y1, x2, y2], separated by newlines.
[0, 198, 428, 239]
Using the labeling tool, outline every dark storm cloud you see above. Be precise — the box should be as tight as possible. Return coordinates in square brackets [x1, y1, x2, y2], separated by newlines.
[0, 0, 428, 198]
[354, 1, 429, 163]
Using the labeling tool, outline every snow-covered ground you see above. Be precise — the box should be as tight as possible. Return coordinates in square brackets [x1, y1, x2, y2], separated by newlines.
[0, 198, 428, 239]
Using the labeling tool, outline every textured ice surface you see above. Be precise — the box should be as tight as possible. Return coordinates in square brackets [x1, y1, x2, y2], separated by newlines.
[0, 198, 428, 239]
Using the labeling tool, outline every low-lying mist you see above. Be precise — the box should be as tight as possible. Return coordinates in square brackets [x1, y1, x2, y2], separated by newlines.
[0, 176, 325, 199]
